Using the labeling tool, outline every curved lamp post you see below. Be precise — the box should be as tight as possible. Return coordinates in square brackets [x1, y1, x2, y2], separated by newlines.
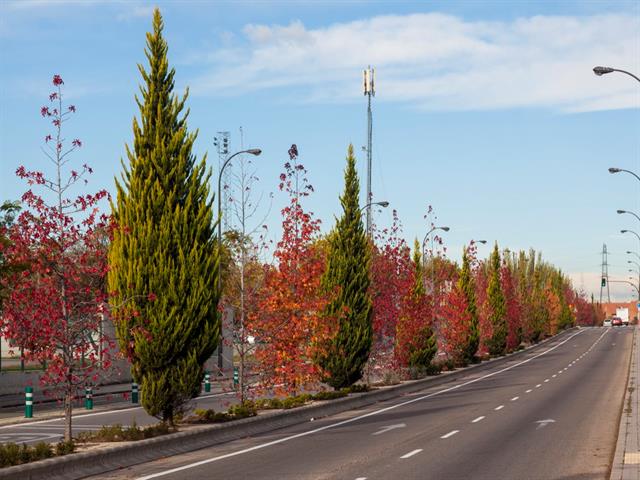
[421, 226, 450, 267]
[618, 209, 640, 222]
[360, 201, 389, 212]
[593, 66, 640, 83]
[216, 148, 261, 371]
[609, 168, 640, 182]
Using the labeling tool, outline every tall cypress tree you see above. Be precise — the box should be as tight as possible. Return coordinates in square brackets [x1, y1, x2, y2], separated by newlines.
[108, 9, 219, 424]
[316, 144, 372, 389]
[487, 243, 507, 355]
[458, 248, 479, 363]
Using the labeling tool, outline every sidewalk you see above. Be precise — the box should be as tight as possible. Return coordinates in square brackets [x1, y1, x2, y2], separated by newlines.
[610, 326, 639, 480]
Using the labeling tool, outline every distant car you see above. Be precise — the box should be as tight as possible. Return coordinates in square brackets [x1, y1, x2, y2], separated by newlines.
[612, 317, 623, 327]
[603, 318, 612, 327]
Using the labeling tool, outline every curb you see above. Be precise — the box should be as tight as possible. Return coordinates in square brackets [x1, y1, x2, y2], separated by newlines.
[0, 328, 578, 480]
[610, 326, 639, 480]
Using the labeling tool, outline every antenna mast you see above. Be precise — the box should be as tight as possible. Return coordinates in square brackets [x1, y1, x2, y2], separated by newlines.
[363, 66, 375, 236]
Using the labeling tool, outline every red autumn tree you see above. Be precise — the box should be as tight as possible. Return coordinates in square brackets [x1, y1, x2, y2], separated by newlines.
[1, 75, 112, 442]
[395, 240, 436, 376]
[440, 283, 471, 365]
[248, 145, 333, 395]
[368, 210, 411, 375]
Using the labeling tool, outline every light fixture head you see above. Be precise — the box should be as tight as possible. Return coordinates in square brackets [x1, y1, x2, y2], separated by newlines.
[617, 210, 626, 214]
[378, 201, 390, 208]
[247, 148, 262, 156]
[441, 227, 450, 232]
[593, 66, 614, 76]
[609, 167, 621, 174]
[622, 230, 629, 234]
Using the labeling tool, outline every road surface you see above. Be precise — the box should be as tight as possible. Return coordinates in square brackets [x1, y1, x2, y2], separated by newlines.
[90, 327, 633, 480]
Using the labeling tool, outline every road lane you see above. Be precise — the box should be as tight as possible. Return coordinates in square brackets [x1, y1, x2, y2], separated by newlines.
[84, 327, 633, 480]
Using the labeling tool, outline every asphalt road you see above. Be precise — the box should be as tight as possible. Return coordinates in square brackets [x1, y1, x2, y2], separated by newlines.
[90, 326, 633, 480]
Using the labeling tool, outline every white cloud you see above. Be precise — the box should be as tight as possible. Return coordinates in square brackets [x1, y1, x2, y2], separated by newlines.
[188, 12, 640, 112]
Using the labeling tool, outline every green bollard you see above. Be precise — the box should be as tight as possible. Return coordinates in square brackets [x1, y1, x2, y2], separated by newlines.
[204, 371, 211, 393]
[85, 386, 93, 410]
[233, 367, 239, 389]
[25, 386, 33, 418]
[131, 382, 139, 404]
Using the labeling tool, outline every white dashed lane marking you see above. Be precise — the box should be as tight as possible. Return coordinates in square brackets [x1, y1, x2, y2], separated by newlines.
[401, 449, 423, 458]
[472, 416, 485, 423]
[440, 430, 459, 439]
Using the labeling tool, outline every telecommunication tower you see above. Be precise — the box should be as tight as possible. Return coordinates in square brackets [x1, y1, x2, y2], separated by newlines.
[600, 243, 611, 304]
[363, 66, 375, 236]
[214, 131, 231, 231]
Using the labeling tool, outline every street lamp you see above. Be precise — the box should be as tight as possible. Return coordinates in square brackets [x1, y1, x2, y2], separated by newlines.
[609, 168, 640, 182]
[360, 201, 389, 213]
[421, 226, 450, 267]
[216, 148, 261, 372]
[593, 66, 640, 83]
[617, 209, 640, 222]
[621, 229, 640, 243]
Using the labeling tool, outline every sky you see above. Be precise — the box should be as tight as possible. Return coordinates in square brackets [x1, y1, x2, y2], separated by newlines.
[1, 0, 639, 301]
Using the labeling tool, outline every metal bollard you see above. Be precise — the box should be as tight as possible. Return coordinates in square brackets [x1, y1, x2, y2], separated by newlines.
[85, 386, 93, 410]
[131, 382, 139, 404]
[233, 366, 239, 389]
[204, 371, 211, 393]
[25, 386, 33, 418]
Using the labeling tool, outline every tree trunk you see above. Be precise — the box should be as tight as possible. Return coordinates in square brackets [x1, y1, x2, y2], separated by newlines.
[64, 390, 73, 442]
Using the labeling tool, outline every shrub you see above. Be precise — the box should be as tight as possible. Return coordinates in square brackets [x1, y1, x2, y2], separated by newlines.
[347, 384, 370, 393]
[55, 441, 75, 456]
[31, 442, 53, 461]
[312, 390, 347, 401]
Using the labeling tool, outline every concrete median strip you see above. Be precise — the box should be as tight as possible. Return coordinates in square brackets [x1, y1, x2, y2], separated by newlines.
[0, 328, 580, 480]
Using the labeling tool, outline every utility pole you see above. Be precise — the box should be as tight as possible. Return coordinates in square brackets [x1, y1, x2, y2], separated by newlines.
[363, 66, 375, 236]
[600, 243, 611, 304]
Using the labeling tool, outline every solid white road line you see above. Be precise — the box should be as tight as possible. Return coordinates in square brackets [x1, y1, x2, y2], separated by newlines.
[472, 416, 485, 423]
[401, 449, 423, 458]
[137, 329, 601, 480]
[494, 405, 504, 411]
[440, 430, 459, 439]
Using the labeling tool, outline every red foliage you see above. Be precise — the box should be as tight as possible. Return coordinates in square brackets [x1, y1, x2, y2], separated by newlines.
[368, 210, 411, 371]
[1, 76, 113, 439]
[440, 285, 471, 364]
[248, 146, 333, 395]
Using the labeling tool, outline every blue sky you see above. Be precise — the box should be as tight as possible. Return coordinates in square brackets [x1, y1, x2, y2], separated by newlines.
[1, 0, 639, 300]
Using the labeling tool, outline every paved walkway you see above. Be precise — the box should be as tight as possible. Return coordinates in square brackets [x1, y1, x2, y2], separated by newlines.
[611, 326, 640, 480]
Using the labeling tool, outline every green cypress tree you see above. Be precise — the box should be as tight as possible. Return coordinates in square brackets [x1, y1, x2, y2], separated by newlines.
[458, 248, 479, 363]
[316, 144, 372, 389]
[486, 243, 507, 355]
[108, 9, 219, 424]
